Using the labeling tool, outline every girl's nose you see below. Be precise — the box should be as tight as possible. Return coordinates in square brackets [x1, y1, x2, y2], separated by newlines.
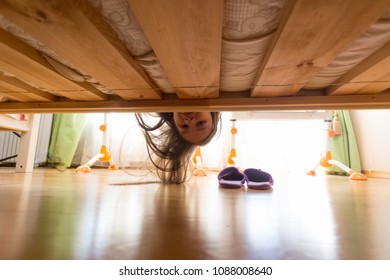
[183, 116, 194, 123]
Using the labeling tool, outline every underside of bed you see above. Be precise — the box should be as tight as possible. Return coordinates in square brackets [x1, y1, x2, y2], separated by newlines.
[1, 0, 390, 113]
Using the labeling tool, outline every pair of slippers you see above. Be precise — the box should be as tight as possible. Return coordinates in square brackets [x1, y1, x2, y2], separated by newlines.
[218, 167, 274, 190]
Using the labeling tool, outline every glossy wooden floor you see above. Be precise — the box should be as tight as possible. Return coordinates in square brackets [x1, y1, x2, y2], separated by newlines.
[0, 167, 390, 260]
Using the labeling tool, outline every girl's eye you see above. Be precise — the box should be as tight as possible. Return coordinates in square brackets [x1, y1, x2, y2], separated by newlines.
[179, 124, 189, 129]
[197, 121, 207, 127]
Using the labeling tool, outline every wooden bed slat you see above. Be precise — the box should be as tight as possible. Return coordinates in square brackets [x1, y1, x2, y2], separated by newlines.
[0, 0, 161, 100]
[251, 0, 390, 97]
[327, 41, 390, 95]
[0, 74, 57, 102]
[0, 28, 108, 101]
[129, 0, 223, 98]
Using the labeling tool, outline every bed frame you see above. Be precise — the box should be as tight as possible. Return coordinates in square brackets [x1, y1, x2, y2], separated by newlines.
[0, 114, 40, 172]
[0, 0, 390, 114]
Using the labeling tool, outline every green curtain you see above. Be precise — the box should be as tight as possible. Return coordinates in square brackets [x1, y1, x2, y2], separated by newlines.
[328, 110, 361, 175]
[48, 114, 88, 171]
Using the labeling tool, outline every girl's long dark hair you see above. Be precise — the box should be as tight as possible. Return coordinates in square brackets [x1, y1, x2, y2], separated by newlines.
[135, 112, 221, 184]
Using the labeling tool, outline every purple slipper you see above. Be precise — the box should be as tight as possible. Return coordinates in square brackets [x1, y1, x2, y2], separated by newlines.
[218, 167, 246, 188]
[243, 168, 274, 190]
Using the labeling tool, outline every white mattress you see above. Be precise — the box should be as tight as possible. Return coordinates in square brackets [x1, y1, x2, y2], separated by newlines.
[305, 8, 390, 89]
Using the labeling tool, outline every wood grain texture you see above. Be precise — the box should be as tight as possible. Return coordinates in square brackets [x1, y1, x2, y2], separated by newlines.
[129, 0, 223, 98]
[251, 0, 390, 97]
[1, 92, 390, 113]
[1, 168, 390, 259]
[0, 74, 57, 102]
[327, 41, 390, 95]
[0, 0, 390, 112]
[0, 0, 161, 100]
[0, 28, 107, 101]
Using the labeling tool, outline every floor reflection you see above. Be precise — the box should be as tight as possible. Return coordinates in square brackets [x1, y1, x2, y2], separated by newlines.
[1, 169, 390, 259]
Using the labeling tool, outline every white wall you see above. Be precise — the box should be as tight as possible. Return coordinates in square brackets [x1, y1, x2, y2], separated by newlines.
[350, 109, 390, 173]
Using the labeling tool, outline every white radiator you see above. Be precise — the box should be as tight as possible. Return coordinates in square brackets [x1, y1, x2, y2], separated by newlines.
[0, 114, 53, 166]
